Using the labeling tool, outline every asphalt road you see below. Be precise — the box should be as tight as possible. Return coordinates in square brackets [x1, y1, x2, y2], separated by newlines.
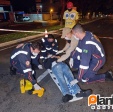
[0, 17, 113, 112]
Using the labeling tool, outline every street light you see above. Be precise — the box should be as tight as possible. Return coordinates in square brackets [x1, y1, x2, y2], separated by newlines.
[50, 8, 53, 21]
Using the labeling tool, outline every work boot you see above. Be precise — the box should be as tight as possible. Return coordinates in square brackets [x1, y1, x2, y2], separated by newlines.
[62, 94, 73, 103]
[105, 70, 113, 81]
[76, 89, 92, 98]
[69, 96, 83, 102]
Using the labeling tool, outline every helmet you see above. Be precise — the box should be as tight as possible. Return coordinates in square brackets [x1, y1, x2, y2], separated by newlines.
[67, 2, 73, 9]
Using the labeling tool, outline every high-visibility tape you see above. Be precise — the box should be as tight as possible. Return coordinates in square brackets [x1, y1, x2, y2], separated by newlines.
[1, 28, 113, 53]
[0, 28, 61, 35]
[0, 28, 113, 39]
[99, 37, 113, 39]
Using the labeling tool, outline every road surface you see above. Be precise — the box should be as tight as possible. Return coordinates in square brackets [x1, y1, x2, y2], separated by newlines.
[0, 17, 113, 112]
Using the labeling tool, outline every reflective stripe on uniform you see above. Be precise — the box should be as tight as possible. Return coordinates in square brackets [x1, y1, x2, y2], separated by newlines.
[23, 68, 32, 73]
[55, 39, 57, 42]
[11, 51, 28, 59]
[79, 65, 89, 69]
[82, 79, 87, 82]
[86, 41, 104, 57]
[46, 47, 52, 50]
[32, 70, 35, 74]
[31, 55, 37, 59]
[77, 55, 80, 60]
[40, 56, 44, 59]
[42, 38, 45, 42]
[76, 47, 82, 53]
[53, 49, 58, 52]
[41, 50, 46, 52]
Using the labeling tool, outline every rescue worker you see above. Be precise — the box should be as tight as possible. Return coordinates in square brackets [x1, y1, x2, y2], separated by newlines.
[63, 2, 79, 28]
[56, 27, 79, 63]
[40, 34, 58, 60]
[10, 42, 44, 94]
[69, 24, 113, 84]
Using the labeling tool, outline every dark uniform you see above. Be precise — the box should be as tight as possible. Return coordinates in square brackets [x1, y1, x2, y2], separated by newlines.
[10, 43, 40, 85]
[71, 31, 106, 83]
[40, 37, 58, 60]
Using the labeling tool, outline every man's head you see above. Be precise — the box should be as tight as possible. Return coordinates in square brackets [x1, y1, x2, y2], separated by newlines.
[72, 24, 85, 40]
[30, 42, 41, 56]
[67, 2, 73, 12]
[61, 27, 72, 40]
[47, 34, 55, 42]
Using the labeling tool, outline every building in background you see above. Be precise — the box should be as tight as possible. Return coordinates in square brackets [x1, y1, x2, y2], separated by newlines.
[0, 0, 11, 21]
[0, 0, 60, 22]
[36, 0, 42, 14]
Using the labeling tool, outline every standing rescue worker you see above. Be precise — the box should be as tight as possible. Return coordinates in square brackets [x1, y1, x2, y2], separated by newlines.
[10, 42, 44, 94]
[40, 34, 58, 60]
[69, 24, 113, 84]
[63, 2, 79, 28]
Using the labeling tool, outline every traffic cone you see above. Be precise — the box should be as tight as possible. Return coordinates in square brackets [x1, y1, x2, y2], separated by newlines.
[45, 29, 48, 37]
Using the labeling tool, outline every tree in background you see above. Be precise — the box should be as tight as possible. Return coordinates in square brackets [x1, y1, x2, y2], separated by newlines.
[60, 0, 66, 26]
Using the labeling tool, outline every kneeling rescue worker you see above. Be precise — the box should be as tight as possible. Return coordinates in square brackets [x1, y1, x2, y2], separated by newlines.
[10, 42, 44, 97]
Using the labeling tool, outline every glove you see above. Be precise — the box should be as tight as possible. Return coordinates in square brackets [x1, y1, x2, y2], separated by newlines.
[69, 58, 74, 68]
[38, 65, 43, 69]
[33, 83, 41, 90]
[56, 50, 64, 55]
[47, 54, 52, 58]
[70, 79, 79, 86]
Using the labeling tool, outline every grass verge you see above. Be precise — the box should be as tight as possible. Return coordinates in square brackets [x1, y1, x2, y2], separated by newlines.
[0, 24, 64, 43]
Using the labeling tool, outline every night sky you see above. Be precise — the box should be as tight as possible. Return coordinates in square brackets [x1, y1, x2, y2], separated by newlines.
[10, 0, 36, 13]
[10, 0, 113, 14]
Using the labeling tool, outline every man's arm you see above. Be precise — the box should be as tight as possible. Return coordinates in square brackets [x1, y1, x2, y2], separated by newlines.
[56, 41, 69, 55]
[57, 37, 78, 62]
[65, 36, 78, 56]
[62, 41, 70, 51]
